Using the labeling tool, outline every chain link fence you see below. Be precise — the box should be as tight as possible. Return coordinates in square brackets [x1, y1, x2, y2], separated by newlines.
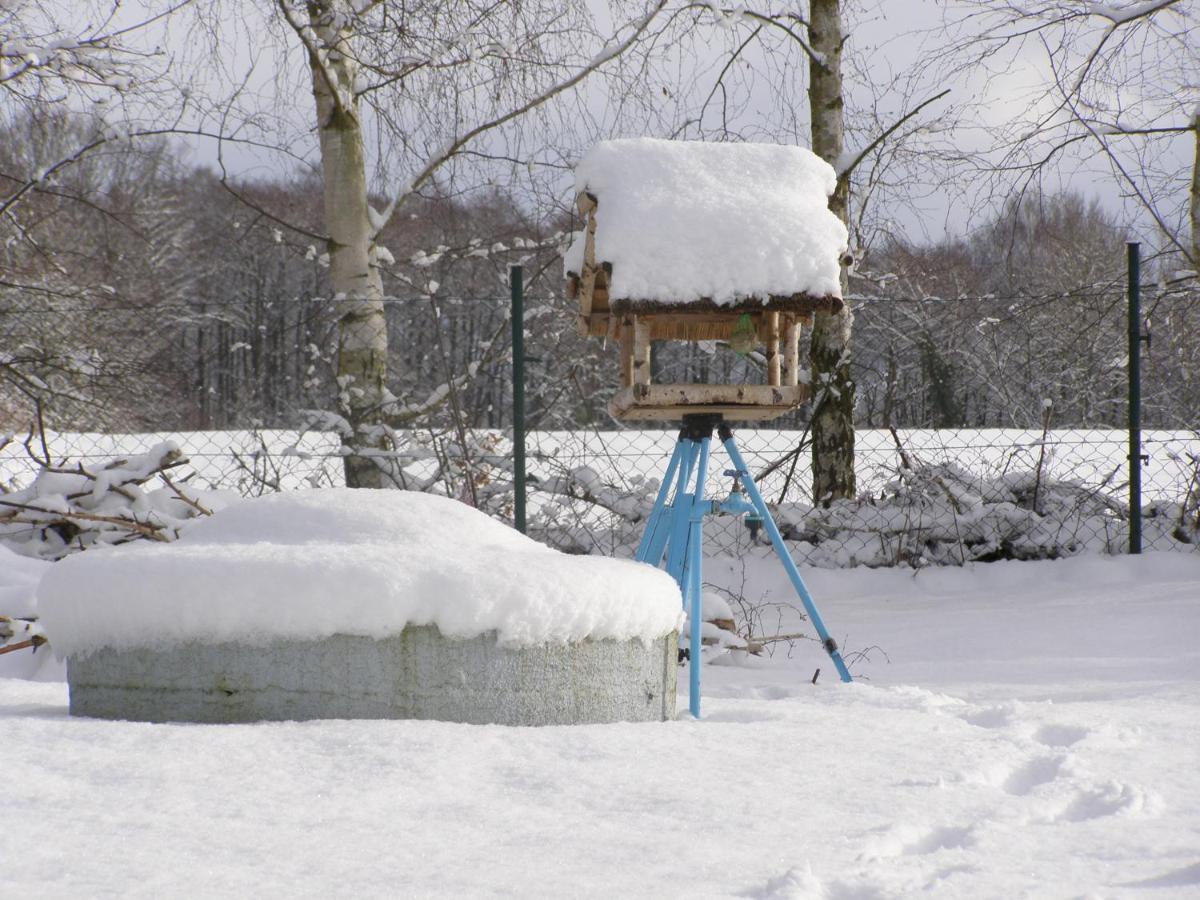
[3, 285, 1198, 564]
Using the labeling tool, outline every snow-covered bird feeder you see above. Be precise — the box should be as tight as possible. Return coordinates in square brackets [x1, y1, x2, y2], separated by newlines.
[565, 138, 847, 421]
[38, 490, 681, 725]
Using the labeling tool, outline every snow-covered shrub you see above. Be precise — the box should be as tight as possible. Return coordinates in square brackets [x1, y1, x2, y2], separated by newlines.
[526, 464, 657, 555]
[1165, 449, 1200, 545]
[775, 456, 1144, 568]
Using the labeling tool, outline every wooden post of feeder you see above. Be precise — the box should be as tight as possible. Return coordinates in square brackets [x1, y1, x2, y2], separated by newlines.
[619, 315, 634, 388]
[766, 311, 781, 387]
[633, 317, 651, 386]
[575, 191, 599, 336]
[784, 317, 801, 387]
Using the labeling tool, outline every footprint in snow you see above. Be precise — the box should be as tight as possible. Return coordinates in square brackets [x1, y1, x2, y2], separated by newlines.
[1002, 754, 1068, 796]
[744, 866, 890, 900]
[858, 823, 975, 861]
[903, 824, 975, 856]
[1033, 723, 1089, 748]
[1054, 781, 1160, 822]
[923, 864, 978, 890]
[958, 704, 1015, 729]
[1121, 861, 1200, 889]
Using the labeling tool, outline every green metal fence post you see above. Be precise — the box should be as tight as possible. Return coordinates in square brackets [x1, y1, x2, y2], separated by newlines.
[1127, 242, 1142, 555]
[511, 265, 526, 534]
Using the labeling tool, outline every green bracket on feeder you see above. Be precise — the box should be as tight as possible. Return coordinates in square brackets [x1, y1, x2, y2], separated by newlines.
[730, 312, 757, 356]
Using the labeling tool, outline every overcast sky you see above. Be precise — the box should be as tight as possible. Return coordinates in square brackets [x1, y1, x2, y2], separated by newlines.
[75, 0, 1198, 253]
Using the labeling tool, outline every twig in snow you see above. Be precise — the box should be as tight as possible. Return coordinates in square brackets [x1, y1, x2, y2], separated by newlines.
[160, 471, 213, 517]
[0, 635, 47, 656]
[0, 498, 173, 541]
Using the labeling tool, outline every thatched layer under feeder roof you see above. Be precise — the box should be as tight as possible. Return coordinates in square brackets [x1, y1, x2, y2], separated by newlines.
[564, 139, 847, 422]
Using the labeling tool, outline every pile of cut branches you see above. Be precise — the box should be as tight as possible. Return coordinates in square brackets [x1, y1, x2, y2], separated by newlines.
[775, 430, 1138, 567]
[0, 435, 213, 560]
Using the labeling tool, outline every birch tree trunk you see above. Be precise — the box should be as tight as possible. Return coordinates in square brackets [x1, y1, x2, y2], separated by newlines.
[808, 0, 856, 505]
[306, 0, 388, 488]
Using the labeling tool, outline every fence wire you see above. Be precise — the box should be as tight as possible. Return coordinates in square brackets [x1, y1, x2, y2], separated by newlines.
[2, 288, 1198, 564]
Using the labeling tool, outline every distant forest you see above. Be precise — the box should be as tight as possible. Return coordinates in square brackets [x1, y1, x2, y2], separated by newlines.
[2, 119, 1196, 437]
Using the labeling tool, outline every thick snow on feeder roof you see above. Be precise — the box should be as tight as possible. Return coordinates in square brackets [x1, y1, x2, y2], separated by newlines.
[37, 489, 683, 656]
[565, 138, 847, 305]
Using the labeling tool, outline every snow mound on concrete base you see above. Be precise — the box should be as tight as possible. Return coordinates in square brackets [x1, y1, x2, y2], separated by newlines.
[37, 489, 683, 656]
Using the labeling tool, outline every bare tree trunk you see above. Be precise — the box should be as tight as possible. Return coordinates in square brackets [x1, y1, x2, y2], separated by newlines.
[808, 0, 856, 505]
[306, 0, 388, 488]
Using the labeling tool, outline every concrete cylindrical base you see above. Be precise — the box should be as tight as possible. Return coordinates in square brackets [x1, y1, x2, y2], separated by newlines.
[66, 626, 678, 725]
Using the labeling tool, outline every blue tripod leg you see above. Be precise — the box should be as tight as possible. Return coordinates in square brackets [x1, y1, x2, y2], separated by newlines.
[720, 424, 853, 684]
[686, 435, 711, 717]
[664, 440, 697, 587]
[636, 437, 686, 565]
[631, 421, 718, 718]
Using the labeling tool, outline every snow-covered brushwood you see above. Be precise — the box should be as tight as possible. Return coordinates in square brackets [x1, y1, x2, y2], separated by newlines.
[0, 442, 216, 560]
[0, 546, 59, 678]
[680, 590, 749, 661]
[0, 615, 47, 657]
[1174, 450, 1200, 546]
[776, 454, 1150, 568]
[677, 588, 830, 663]
[38, 488, 683, 658]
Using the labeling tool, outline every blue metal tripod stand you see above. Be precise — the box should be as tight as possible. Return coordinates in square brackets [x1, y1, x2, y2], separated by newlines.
[635, 415, 853, 718]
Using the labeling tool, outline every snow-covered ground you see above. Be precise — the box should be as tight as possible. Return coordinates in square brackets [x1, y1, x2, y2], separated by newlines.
[3, 550, 1198, 897]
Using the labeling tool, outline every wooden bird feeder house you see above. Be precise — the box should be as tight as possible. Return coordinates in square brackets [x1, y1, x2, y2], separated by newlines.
[565, 139, 847, 423]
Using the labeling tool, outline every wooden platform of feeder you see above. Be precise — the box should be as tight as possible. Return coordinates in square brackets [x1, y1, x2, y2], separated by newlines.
[609, 384, 809, 421]
[598, 307, 813, 421]
[569, 285, 843, 341]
